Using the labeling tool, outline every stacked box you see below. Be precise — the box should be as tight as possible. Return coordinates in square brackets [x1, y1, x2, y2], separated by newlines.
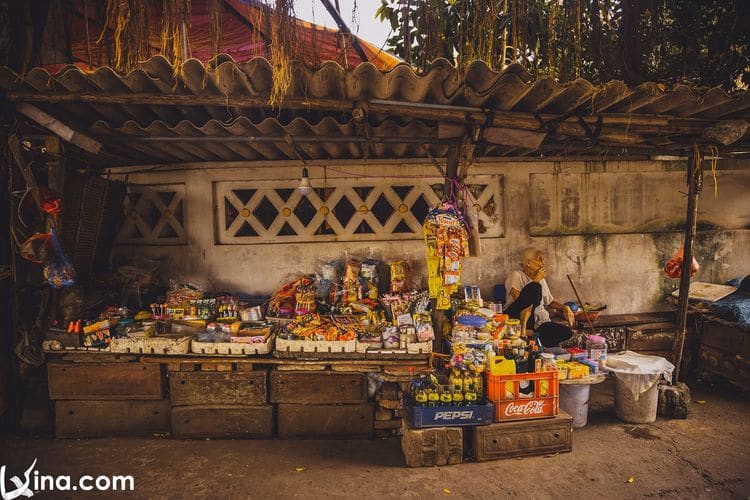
[470, 411, 573, 461]
[48, 361, 170, 438]
[272, 371, 373, 438]
[168, 365, 271, 439]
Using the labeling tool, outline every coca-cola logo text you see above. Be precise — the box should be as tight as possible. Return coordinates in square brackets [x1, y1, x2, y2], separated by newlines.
[504, 400, 546, 417]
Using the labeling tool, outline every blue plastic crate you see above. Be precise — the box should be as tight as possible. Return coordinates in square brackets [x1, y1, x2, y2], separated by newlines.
[404, 399, 495, 428]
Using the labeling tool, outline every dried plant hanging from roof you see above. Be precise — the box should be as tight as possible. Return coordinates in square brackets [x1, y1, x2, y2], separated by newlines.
[268, 0, 299, 107]
[160, 0, 192, 76]
[208, 0, 223, 62]
[97, 0, 152, 74]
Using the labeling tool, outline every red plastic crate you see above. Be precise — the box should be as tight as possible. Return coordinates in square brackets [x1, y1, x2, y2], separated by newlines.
[485, 369, 559, 422]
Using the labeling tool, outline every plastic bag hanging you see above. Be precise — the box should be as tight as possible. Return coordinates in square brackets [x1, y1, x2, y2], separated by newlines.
[43, 228, 76, 288]
[663, 246, 700, 279]
[20, 232, 53, 264]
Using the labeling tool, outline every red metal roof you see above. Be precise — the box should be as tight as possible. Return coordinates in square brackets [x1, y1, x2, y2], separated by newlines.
[40, 0, 400, 73]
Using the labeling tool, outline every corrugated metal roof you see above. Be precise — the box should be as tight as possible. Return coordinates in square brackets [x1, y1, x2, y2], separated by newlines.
[3, 56, 749, 166]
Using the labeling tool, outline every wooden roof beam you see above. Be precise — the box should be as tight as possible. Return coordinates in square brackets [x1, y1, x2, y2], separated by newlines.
[16, 103, 103, 155]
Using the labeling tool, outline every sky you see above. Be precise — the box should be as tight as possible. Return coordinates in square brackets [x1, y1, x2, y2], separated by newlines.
[292, 0, 394, 49]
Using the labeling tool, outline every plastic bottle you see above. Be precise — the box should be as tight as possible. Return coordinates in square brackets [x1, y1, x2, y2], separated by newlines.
[587, 335, 607, 363]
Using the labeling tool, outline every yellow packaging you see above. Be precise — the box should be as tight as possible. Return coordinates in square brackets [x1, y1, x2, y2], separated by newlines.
[83, 318, 118, 334]
[427, 256, 440, 277]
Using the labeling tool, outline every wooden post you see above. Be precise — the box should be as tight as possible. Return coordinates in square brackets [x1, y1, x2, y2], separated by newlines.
[443, 140, 460, 195]
[672, 146, 703, 382]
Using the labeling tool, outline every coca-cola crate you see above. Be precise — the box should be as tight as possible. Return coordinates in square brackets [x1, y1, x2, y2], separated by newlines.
[485, 369, 559, 422]
[404, 398, 494, 428]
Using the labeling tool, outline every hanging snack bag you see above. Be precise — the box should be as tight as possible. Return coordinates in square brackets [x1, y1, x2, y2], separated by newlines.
[360, 258, 380, 300]
[388, 260, 411, 293]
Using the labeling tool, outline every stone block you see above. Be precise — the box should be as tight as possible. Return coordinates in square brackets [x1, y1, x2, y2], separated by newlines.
[375, 407, 393, 421]
[658, 382, 691, 419]
[378, 399, 402, 410]
[374, 419, 402, 430]
[401, 423, 463, 467]
[379, 382, 399, 401]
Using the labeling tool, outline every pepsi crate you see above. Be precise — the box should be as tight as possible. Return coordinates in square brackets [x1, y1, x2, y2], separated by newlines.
[404, 399, 495, 429]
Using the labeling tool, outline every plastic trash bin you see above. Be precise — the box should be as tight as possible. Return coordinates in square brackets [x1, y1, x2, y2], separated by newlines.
[605, 351, 675, 424]
[560, 384, 590, 427]
[614, 377, 659, 423]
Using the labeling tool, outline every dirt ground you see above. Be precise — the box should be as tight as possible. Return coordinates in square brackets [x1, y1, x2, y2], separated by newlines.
[0, 379, 748, 499]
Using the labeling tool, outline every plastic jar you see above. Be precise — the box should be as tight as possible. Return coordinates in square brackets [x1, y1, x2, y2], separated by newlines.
[587, 334, 607, 363]
[541, 352, 556, 370]
[504, 318, 521, 339]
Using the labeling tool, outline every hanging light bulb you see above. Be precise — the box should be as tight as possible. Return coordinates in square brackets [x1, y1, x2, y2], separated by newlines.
[298, 166, 312, 196]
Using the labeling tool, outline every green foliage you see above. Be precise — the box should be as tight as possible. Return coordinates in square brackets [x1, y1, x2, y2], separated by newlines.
[376, 0, 750, 91]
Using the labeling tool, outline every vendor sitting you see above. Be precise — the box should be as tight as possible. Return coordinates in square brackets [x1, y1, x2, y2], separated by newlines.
[504, 247, 575, 347]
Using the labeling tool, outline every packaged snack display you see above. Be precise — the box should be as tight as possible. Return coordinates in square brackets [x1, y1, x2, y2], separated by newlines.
[423, 203, 470, 309]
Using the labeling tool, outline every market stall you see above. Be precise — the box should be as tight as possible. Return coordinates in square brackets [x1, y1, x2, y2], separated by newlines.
[2, 37, 749, 454]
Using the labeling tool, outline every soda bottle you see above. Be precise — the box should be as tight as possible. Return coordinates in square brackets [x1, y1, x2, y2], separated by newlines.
[415, 388, 428, 405]
[440, 385, 453, 404]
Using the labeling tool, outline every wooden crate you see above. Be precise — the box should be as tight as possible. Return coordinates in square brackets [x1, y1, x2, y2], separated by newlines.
[277, 403, 374, 438]
[697, 320, 750, 389]
[169, 370, 268, 406]
[470, 411, 572, 461]
[626, 322, 676, 351]
[55, 400, 170, 438]
[270, 371, 366, 404]
[171, 405, 273, 439]
[48, 362, 163, 400]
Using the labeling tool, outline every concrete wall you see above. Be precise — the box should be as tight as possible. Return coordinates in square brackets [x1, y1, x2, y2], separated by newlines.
[112, 159, 750, 314]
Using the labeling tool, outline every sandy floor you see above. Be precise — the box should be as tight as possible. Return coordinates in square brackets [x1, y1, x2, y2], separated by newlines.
[0, 379, 747, 499]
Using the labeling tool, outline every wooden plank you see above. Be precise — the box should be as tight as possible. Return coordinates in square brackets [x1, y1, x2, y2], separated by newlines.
[60, 353, 138, 363]
[169, 370, 267, 406]
[592, 312, 675, 328]
[276, 364, 328, 371]
[55, 400, 170, 438]
[171, 405, 273, 439]
[277, 403, 374, 438]
[671, 282, 737, 303]
[485, 126, 547, 149]
[48, 362, 163, 400]
[270, 371, 367, 404]
[141, 356, 426, 368]
[470, 412, 572, 461]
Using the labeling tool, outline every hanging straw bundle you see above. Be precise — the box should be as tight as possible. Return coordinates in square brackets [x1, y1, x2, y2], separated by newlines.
[268, 0, 299, 107]
[160, 0, 192, 75]
[98, 0, 151, 73]
[208, 0, 223, 62]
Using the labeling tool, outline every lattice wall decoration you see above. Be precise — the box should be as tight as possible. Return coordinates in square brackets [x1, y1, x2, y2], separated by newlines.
[214, 176, 503, 244]
[117, 183, 187, 245]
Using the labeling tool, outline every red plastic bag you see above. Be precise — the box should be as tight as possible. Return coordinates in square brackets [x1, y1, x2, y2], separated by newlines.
[664, 246, 699, 279]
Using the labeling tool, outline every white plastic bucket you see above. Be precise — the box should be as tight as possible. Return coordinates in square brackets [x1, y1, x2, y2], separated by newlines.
[614, 376, 659, 423]
[560, 384, 591, 428]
